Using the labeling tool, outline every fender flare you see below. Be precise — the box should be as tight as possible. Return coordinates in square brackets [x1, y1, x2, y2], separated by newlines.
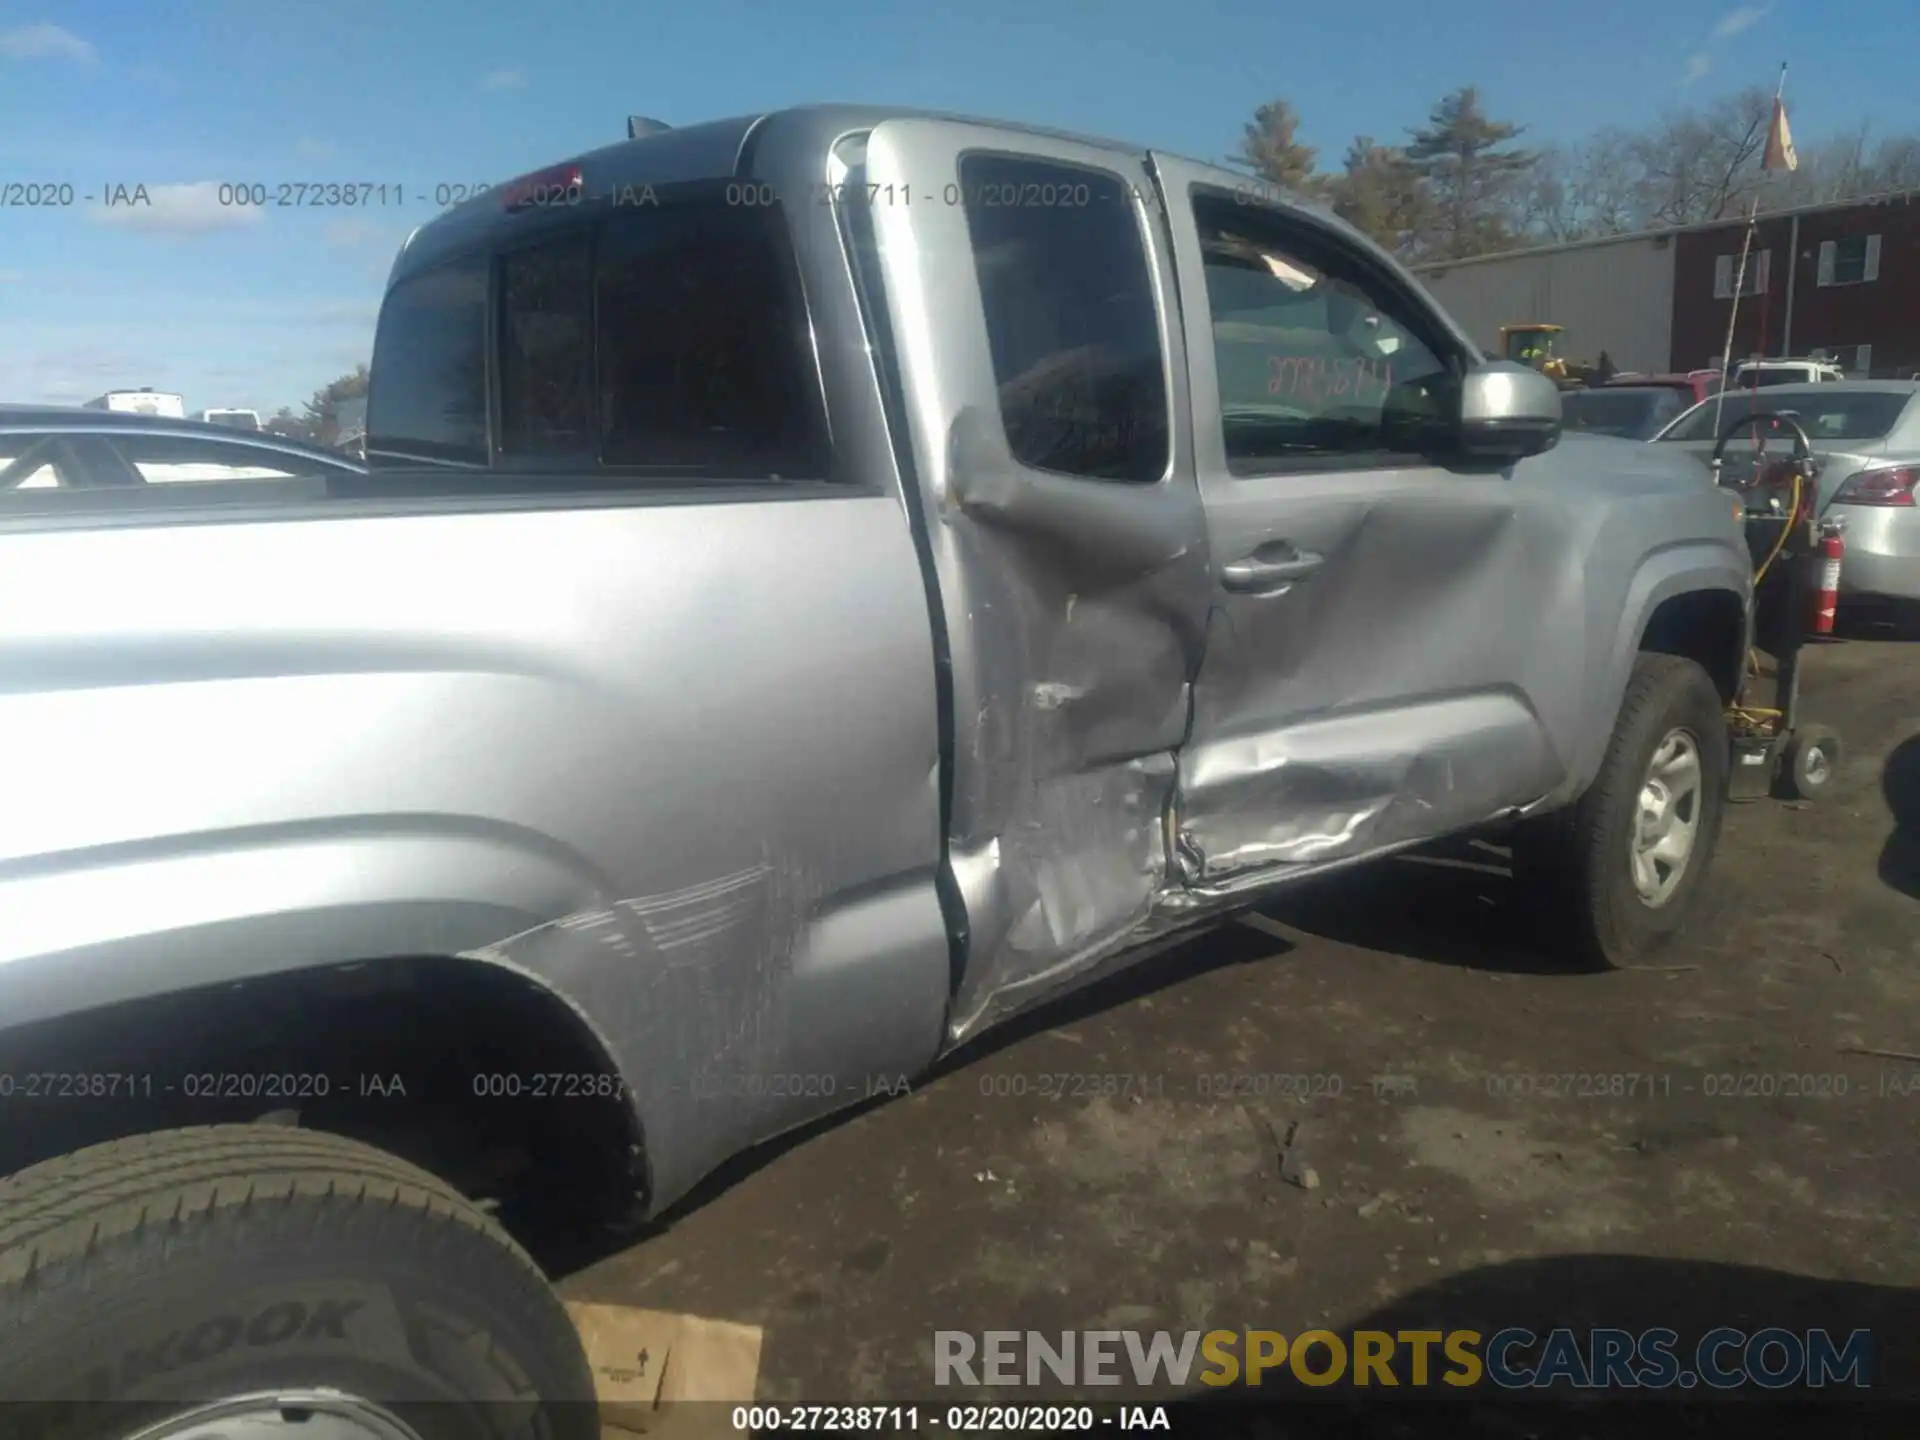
[0, 826, 650, 1193]
[1574, 541, 1752, 791]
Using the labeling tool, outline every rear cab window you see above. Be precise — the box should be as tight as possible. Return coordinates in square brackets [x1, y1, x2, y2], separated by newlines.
[367, 185, 830, 481]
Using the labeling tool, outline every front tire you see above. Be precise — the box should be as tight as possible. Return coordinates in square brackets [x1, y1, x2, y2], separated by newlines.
[1516, 653, 1728, 969]
[0, 1125, 598, 1440]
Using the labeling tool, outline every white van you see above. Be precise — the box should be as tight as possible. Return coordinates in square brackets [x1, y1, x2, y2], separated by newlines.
[195, 408, 262, 432]
[84, 389, 187, 419]
[1727, 358, 1846, 389]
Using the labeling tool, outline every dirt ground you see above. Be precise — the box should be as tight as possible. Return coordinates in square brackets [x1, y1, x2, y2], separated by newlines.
[553, 628, 1920, 1419]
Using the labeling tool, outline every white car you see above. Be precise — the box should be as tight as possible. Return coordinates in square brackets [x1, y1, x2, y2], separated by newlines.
[1654, 381, 1920, 606]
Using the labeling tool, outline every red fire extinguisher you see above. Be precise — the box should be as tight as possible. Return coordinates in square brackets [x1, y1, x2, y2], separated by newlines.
[1808, 523, 1844, 636]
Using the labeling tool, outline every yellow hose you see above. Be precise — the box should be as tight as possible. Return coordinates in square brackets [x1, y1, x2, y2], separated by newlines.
[1733, 466, 1805, 732]
[1750, 468, 1802, 590]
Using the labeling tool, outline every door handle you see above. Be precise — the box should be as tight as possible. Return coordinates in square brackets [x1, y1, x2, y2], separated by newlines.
[1221, 549, 1324, 592]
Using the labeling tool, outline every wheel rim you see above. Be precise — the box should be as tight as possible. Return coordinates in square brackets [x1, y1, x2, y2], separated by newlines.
[1629, 727, 1703, 908]
[122, 1391, 427, 1440]
[1801, 743, 1832, 788]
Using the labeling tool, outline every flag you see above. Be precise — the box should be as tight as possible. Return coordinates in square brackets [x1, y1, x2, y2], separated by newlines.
[1763, 97, 1798, 172]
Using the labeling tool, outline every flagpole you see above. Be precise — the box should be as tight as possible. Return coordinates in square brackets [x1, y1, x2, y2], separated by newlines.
[1710, 63, 1789, 460]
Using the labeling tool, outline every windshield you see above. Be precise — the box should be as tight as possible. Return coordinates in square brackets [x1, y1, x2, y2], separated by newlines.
[1658, 390, 1911, 444]
[1561, 387, 1685, 440]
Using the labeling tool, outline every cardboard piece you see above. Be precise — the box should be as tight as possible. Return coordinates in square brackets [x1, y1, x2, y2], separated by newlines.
[564, 1301, 764, 1440]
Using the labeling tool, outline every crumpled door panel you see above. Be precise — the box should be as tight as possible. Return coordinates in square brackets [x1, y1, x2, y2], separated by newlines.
[1176, 484, 1570, 889]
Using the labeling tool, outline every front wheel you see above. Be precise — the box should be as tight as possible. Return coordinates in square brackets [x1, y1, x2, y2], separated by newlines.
[1515, 653, 1729, 969]
[0, 1125, 599, 1440]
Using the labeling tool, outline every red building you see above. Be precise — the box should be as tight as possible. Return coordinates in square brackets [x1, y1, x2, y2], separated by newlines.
[1669, 191, 1920, 378]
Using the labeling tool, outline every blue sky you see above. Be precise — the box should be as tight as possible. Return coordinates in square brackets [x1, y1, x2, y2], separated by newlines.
[1, 0, 1913, 414]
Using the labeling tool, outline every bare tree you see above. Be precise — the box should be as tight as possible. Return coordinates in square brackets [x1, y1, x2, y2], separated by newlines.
[1504, 131, 1644, 242]
[1863, 133, 1920, 194]
[1626, 85, 1774, 225]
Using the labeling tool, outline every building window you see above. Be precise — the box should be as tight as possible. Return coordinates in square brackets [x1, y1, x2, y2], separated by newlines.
[1712, 250, 1770, 299]
[1817, 235, 1881, 287]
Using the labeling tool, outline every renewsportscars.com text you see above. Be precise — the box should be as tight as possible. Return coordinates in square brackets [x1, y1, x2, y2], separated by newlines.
[934, 1327, 1873, 1391]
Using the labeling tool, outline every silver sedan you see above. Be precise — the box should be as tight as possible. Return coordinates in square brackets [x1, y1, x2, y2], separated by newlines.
[1653, 381, 1920, 604]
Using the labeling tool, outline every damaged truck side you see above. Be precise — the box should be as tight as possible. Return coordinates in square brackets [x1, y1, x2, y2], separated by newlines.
[0, 106, 1750, 1423]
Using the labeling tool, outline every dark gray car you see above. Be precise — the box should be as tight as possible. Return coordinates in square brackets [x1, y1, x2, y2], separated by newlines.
[1561, 384, 1694, 440]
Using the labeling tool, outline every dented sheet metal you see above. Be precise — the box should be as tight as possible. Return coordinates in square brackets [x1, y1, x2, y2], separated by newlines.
[933, 443, 1212, 1042]
[946, 753, 1178, 1038]
[1175, 483, 1572, 884]
[465, 859, 809, 1200]
[860, 120, 1215, 1047]
[1177, 694, 1555, 883]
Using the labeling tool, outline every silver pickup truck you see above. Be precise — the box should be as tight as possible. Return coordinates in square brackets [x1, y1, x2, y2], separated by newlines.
[0, 106, 1750, 1432]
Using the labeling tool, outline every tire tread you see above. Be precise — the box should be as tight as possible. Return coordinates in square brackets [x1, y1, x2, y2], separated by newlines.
[1520, 653, 1727, 968]
[0, 1126, 515, 1293]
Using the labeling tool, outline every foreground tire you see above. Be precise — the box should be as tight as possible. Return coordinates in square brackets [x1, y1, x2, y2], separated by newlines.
[0, 1125, 597, 1440]
[1515, 653, 1728, 969]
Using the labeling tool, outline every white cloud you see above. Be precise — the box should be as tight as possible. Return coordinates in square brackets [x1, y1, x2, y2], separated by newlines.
[0, 22, 96, 62]
[1712, 4, 1771, 38]
[87, 182, 266, 237]
[295, 136, 340, 161]
[481, 69, 526, 90]
[1683, 52, 1712, 85]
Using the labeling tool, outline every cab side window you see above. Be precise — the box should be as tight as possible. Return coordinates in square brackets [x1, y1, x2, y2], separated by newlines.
[959, 153, 1168, 483]
[1192, 191, 1457, 473]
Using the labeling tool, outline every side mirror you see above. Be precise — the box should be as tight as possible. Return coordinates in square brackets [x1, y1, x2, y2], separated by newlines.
[1458, 362, 1561, 461]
